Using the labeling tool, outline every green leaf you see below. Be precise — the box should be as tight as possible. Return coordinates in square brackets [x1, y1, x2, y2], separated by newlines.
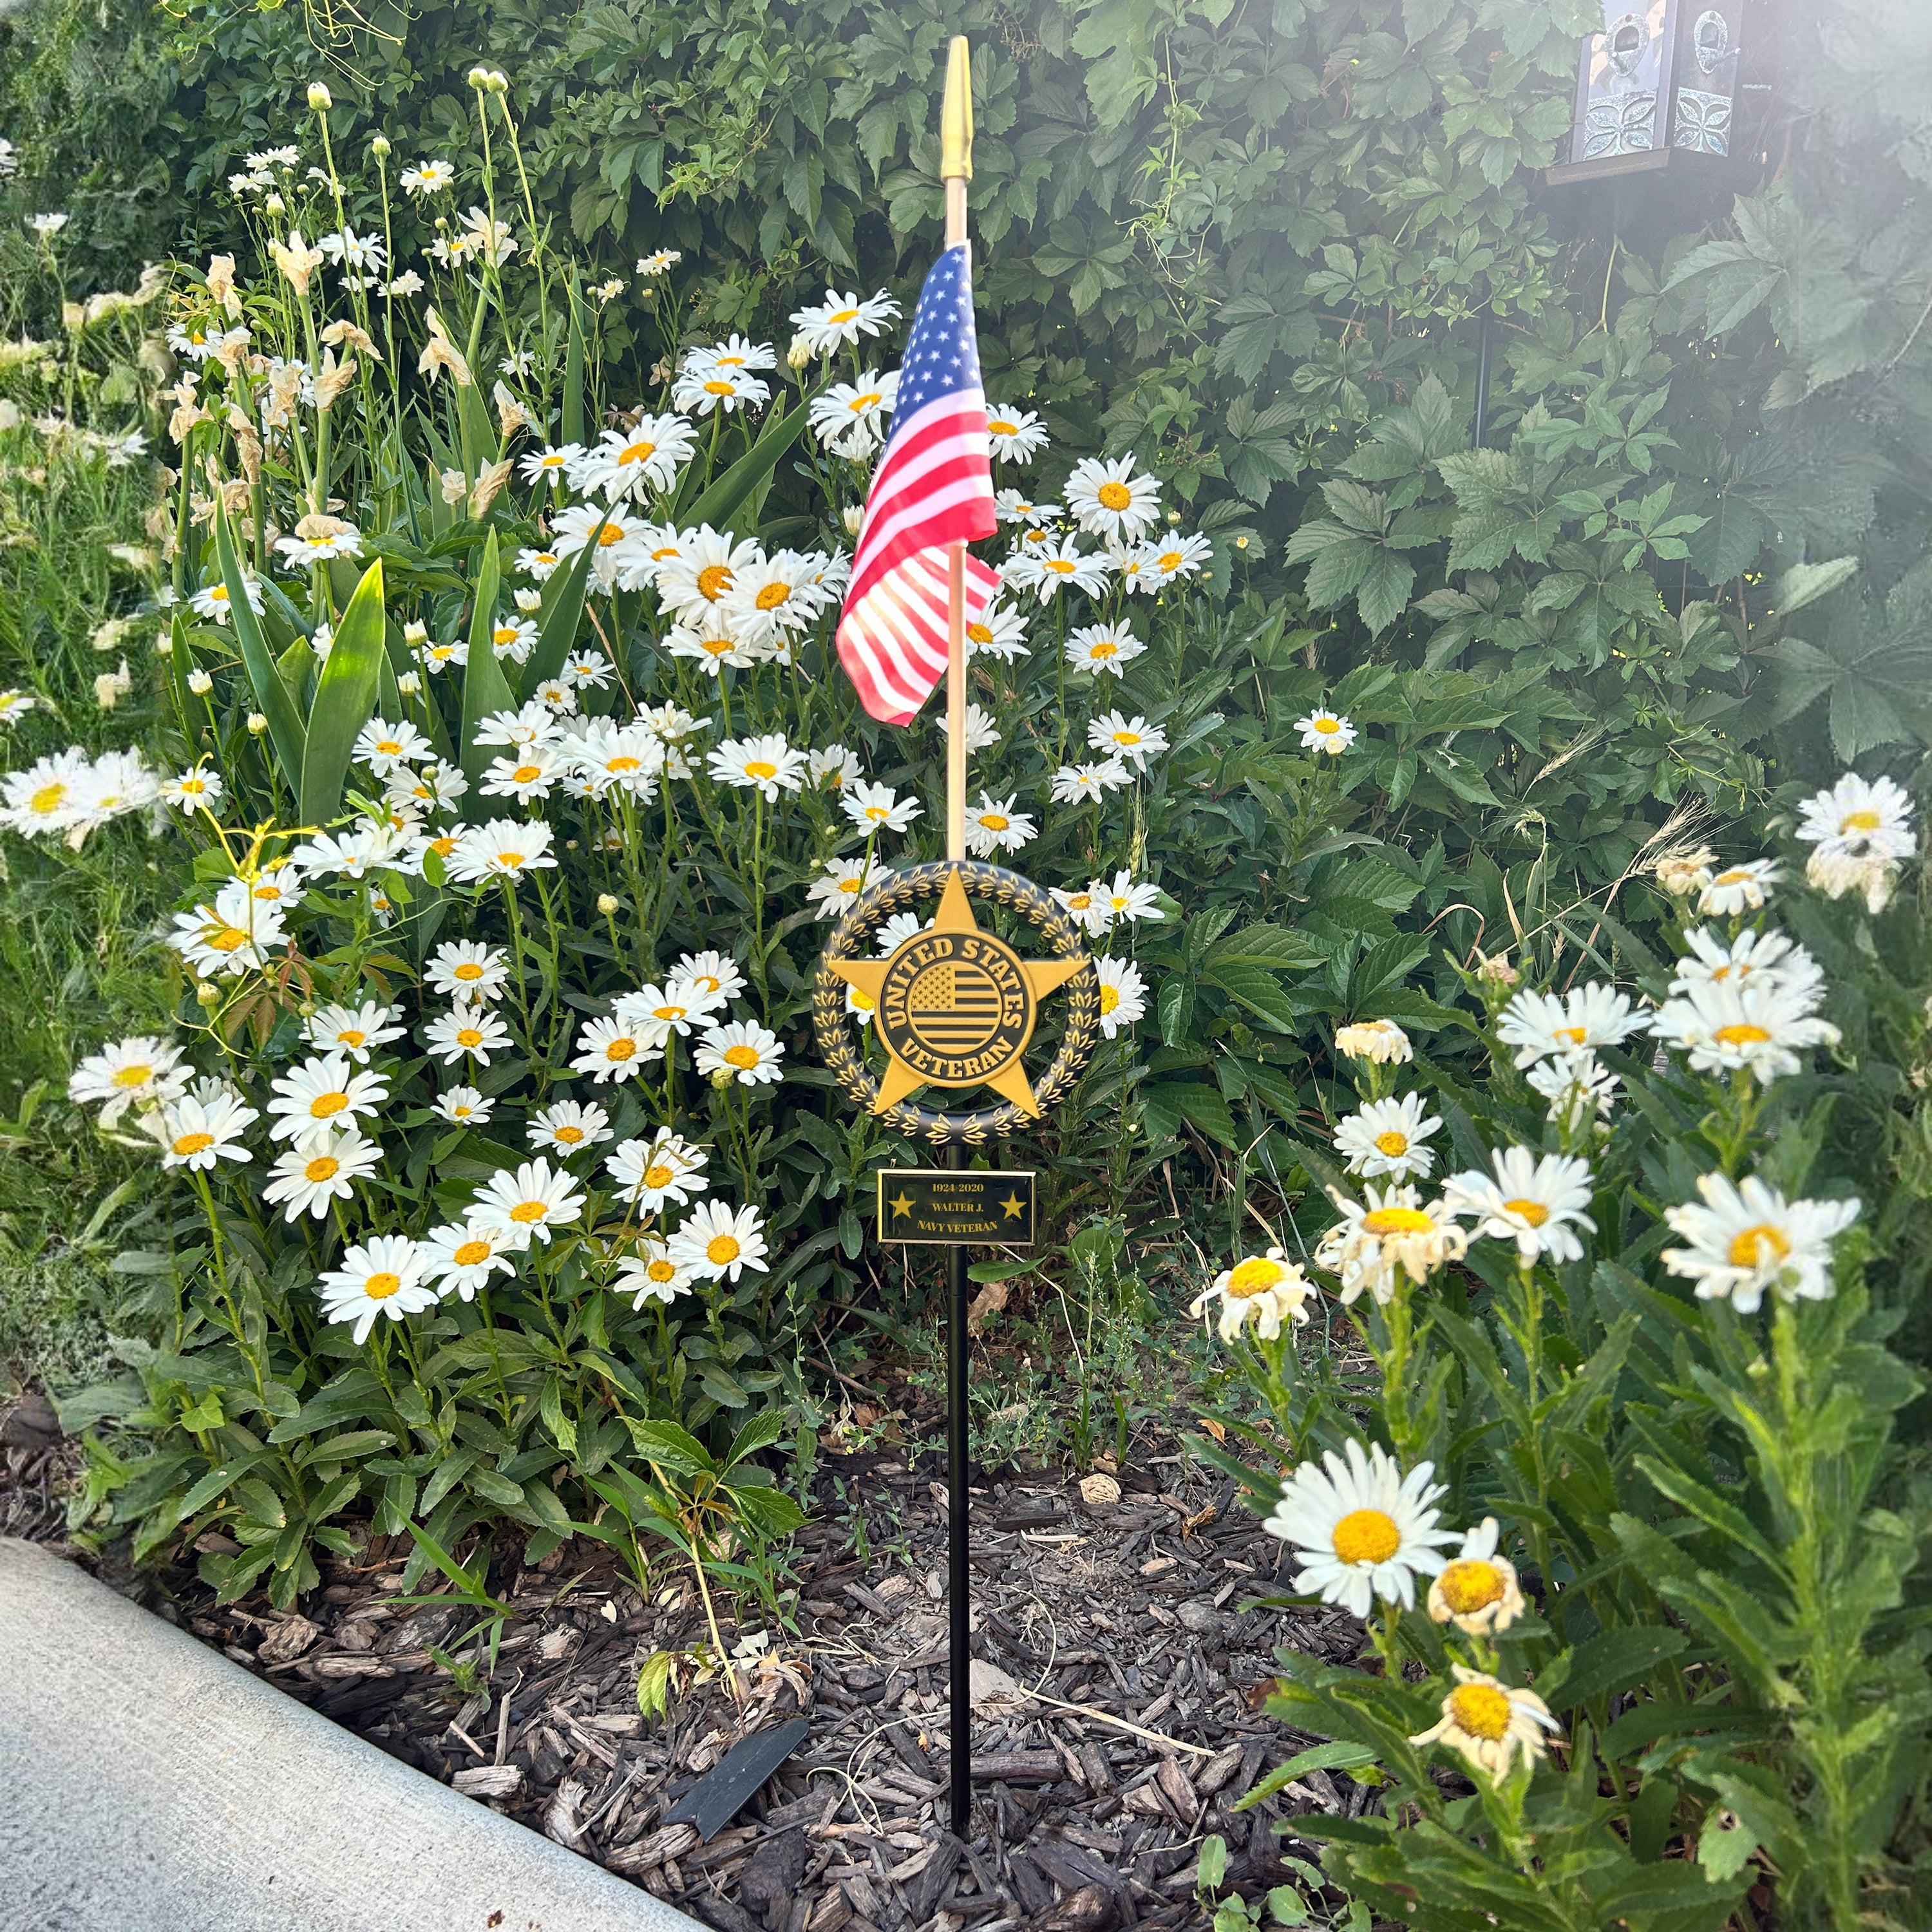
[678, 404, 808, 534]
[520, 513, 606, 699]
[1548, 1624, 1690, 1712]
[459, 533, 515, 786]
[298, 557, 386, 826]
[628, 1418, 716, 1477]
[1775, 554, 1859, 615]
[214, 498, 305, 788]
[636, 1648, 677, 1721]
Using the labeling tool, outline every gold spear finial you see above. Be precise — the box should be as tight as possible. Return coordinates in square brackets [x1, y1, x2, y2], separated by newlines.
[940, 35, 973, 182]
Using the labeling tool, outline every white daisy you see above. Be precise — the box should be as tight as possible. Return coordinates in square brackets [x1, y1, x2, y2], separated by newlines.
[2, 748, 92, 839]
[1086, 712, 1168, 770]
[1142, 531, 1213, 584]
[263, 1130, 381, 1220]
[1427, 1519, 1527, 1635]
[936, 703, 1001, 752]
[1296, 710, 1356, 755]
[433, 1085, 494, 1128]
[667, 1200, 769, 1282]
[1189, 1247, 1312, 1342]
[842, 781, 921, 835]
[993, 490, 1062, 526]
[571, 1014, 660, 1083]
[806, 854, 891, 920]
[154, 1093, 259, 1172]
[1669, 926, 1824, 1005]
[1012, 541, 1110, 603]
[983, 406, 1050, 464]
[965, 603, 1030, 663]
[1064, 621, 1146, 675]
[1334, 1018, 1413, 1066]
[426, 940, 511, 1003]
[1663, 1173, 1861, 1313]
[789, 289, 900, 355]
[1526, 1053, 1622, 1132]
[167, 881, 289, 977]
[673, 950, 747, 1002]
[695, 1020, 784, 1085]
[1049, 762, 1132, 805]
[1333, 1094, 1442, 1182]
[607, 1128, 710, 1211]
[1050, 884, 1110, 936]
[1444, 1148, 1596, 1264]
[421, 1002, 515, 1066]
[1098, 871, 1164, 924]
[188, 576, 263, 624]
[528, 1099, 613, 1155]
[1065, 455, 1162, 542]
[319, 1235, 436, 1343]
[481, 745, 563, 804]
[615, 1237, 692, 1306]
[301, 1000, 404, 1064]
[1314, 1183, 1468, 1305]
[1651, 978, 1839, 1085]
[421, 1220, 518, 1300]
[708, 733, 806, 802]
[1794, 771, 1915, 864]
[964, 794, 1036, 857]
[1497, 983, 1652, 1070]
[446, 818, 558, 885]
[615, 980, 724, 1046]
[160, 765, 225, 813]
[399, 159, 455, 195]
[637, 249, 681, 276]
[808, 371, 898, 454]
[265, 1052, 388, 1144]
[808, 745, 863, 790]
[1698, 858, 1780, 916]
[517, 442, 583, 489]
[1264, 1437, 1457, 1616]
[1411, 1669, 1559, 1779]
[573, 414, 699, 501]
[469, 1158, 585, 1249]
[672, 363, 771, 416]
[69, 1035, 190, 1125]
[875, 911, 926, 956]
[1092, 956, 1146, 1039]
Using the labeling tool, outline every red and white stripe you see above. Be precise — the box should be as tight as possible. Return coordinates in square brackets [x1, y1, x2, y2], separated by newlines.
[836, 393, 999, 725]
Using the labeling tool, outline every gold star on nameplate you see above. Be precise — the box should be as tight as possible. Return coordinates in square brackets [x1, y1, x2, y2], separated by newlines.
[888, 1191, 915, 1219]
[1001, 1192, 1027, 1220]
[829, 868, 1086, 1117]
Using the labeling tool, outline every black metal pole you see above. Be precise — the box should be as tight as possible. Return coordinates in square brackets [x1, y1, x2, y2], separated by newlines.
[945, 1138, 971, 1835]
[1472, 302, 1494, 450]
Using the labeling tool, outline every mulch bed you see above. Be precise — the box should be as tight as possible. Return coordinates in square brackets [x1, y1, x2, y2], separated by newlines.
[2, 1375, 1378, 1931]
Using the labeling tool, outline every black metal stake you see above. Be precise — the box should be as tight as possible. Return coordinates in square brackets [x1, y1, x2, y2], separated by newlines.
[1472, 301, 1494, 450]
[944, 1139, 971, 1835]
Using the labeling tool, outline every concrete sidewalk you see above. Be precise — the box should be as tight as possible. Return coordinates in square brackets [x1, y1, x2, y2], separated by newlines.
[0, 1537, 701, 1932]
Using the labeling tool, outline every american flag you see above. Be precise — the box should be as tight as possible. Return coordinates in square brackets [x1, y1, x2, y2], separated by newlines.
[836, 244, 999, 725]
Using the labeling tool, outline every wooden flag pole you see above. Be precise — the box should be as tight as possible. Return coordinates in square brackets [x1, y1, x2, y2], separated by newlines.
[941, 34, 972, 864]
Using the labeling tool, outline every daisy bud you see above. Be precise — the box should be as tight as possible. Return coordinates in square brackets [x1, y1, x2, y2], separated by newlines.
[247, 711, 267, 735]
[264, 193, 286, 216]
[153, 634, 173, 657]
[307, 82, 333, 110]
[468, 65, 490, 89]
[196, 982, 222, 1007]
[709, 1066, 735, 1091]
[786, 333, 815, 369]
[403, 620, 428, 644]
[187, 668, 214, 696]
[370, 134, 392, 158]
[597, 893, 620, 915]
[513, 587, 542, 612]
[397, 671, 421, 696]
[842, 505, 862, 536]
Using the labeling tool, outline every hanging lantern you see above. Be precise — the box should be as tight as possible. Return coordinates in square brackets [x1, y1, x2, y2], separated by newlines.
[1548, 3, 1748, 184]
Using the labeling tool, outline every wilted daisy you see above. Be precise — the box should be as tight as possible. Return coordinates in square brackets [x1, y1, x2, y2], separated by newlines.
[696, 1020, 784, 1086]
[1097, 871, 1164, 925]
[1651, 978, 1839, 1085]
[1497, 983, 1651, 1070]
[667, 1200, 770, 1282]
[1334, 1094, 1443, 1182]
[1411, 1669, 1558, 1779]
[616, 1238, 693, 1306]
[1795, 771, 1915, 864]
[470, 1159, 585, 1248]
[1526, 1053, 1622, 1132]
[1428, 1519, 1526, 1636]
[607, 1128, 710, 1211]
[1064, 621, 1145, 674]
[1698, 858, 1779, 916]
[264, 1130, 381, 1219]
[965, 794, 1036, 857]
[1092, 956, 1147, 1039]
[983, 406, 1050, 464]
[575, 415, 699, 500]
[1065, 455, 1162, 542]
[169, 881, 288, 976]
[426, 940, 510, 1003]
[1444, 1148, 1596, 1264]
[965, 603, 1030, 662]
[319, 1235, 436, 1342]
[638, 248, 681, 276]
[69, 1036, 189, 1124]
[1264, 1437, 1457, 1616]
[1296, 710, 1356, 755]
[709, 734, 806, 802]
[160, 766, 225, 813]
[1050, 762, 1132, 806]
[529, 1099, 613, 1155]
[1051, 883, 1110, 936]
[303, 999, 404, 1064]
[806, 854, 891, 919]
[266, 1054, 388, 1144]
[446, 819, 558, 884]
[421, 1220, 518, 1300]
[571, 1014, 659, 1083]
[1652, 845, 1717, 898]
[1670, 925, 1824, 1005]
[1189, 1247, 1312, 1343]
[1662, 1172, 1860, 1313]
[433, 1086, 495, 1128]
[936, 703, 1001, 752]
[1087, 712, 1168, 770]
[1315, 1183, 1468, 1305]
[1806, 848, 1901, 913]
[154, 1093, 259, 1172]
[843, 781, 921, 835]
[421, 1001, 515, 1068]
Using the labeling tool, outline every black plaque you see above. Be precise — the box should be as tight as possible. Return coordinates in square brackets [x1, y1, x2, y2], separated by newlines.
[876, 1168, 1036, 1245]
[660, 1716, 810, 1841]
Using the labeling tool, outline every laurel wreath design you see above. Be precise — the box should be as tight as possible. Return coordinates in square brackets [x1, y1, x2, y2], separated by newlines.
[811, 860, 1100, 1146]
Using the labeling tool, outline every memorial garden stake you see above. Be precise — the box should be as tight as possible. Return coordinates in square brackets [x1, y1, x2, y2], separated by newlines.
[811, 33, 1099, 1835]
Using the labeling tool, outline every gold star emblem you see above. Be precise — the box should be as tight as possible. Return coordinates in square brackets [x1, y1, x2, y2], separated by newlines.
[828, 867, 1087, 1117]
[888, 1191, 915, 1218]
[1001, 1192, 1026, 1221]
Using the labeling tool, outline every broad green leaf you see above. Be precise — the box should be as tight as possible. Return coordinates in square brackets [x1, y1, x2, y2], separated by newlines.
[298, 556, 387, 826]
[520, 511, 607, 699]
[214, 498, 305, 789]
[677, 403, 808, 533]
[459, 533, 516, 786]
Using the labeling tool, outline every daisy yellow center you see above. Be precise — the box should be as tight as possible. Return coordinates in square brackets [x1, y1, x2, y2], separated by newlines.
[967, 622, 993, 645]
[988, 419, 1018, 436]
[310, 1092, 349, 1119]
[980, 813, 1009, 831]
[1714, 868, 1753, 886]
[173, 1132, 214, 1156]
[1438, 1560, 1506, 1615]
[1090, 640, 1119, 659]
[605, 1038, 636, 1062]
[1361, 1206, 1434, 1237]
[1023, 529, 1048, 545]
[850, 988, 875, 1011]
[744, 760, 777, 780]
[454, 962, 484, 982]
[607, 755, 642, 773]
[254, 882, 285, 900]
[454, 1239, 490, 1267]
[509, 1200, 547, 1224]
[182, 777, 207, 794]
[1331, 1508, 1402, 1567]
[1842, 809, 1881, 833]
[495, 850, 525, 868]
[431, 838, 457, 858]
[1504, 1198, 1550, 1227]
[701, 636, 734, 656]
[493, 627, 519, 646]
[619, 439, 656, 464]
[1226, 1256, 1284, 1299]
[1157, 551, 1182, 570]
[848, 392, 881, 412]
[647, 1257, 676, 1282]
[755, 582, 791, 611]
[706, 1233, 741, 1265]
[703, 379, 735, 395]
[1312, 717, 1340, 735]
[1714, 1023, 1772, 1045]
[511, 763, 541, 784]
[29, 782, 68, 814]
[1727, 1222, 1791, 1268]
[644, 1163, 674, 1189]
[375, 739, 401, 756]
[365, 1271, 402, 1300]
[1099, 984, 1121, 1016]
[540, 454, 566, 469]
[304, 1155, 339, 1182]
[1556, 1026, 1589, 1045]
[1066, 893, 1092, 911]
[1111, 730, 1142, 747]
[1447, 1682, 1513, 1741]
[864, 805, 888, 822]
[451, 1105, 473, 1119]
[336, 1029, 366, 1048]
[596, 524, 625, 547]
[209, 926, 250, 953]
[715, 355, 746, 368]
[696, 564, 733, 601]
[1097, 481, 1133, 511]
[829, 308, 859, 325]
[1373, 1130, 1410, 1157]
[456, 1028, 483, 1048]
[651, 544, 679, 562]
[112, 1064, 154, 1088]
[654, 1006, 685, 1024]
[207, 585, 229, 603]
[1046, 558, 1075, 574]
[553, 1125, 584, 1144]
[723, 1044, 760, 1070]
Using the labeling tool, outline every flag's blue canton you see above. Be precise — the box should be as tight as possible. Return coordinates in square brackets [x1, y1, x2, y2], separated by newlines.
[885, 245, 981, 448]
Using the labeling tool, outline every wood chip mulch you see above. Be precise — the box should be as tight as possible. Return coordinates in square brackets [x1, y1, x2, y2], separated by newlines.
[3, 1379, 1380, 1931]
